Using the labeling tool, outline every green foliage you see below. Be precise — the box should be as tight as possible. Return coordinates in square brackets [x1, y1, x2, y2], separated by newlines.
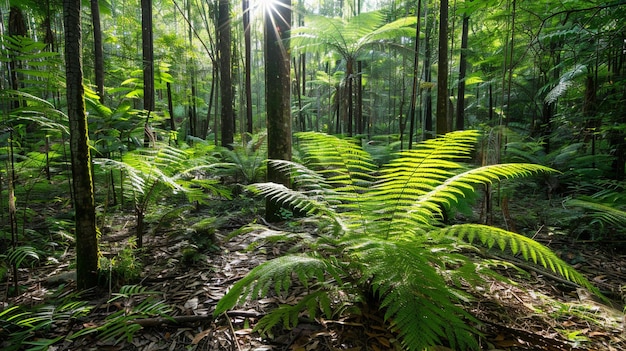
[5, 246, 39, 269]
[564, 182, 626, 238]
[69, 285, 172, 345]
[94, 141, 230, 244]
[216, 132, 267, 184]
[99, 237, 143, 287]
[0, 299, 91, 351]
[215, 130, 599, 351]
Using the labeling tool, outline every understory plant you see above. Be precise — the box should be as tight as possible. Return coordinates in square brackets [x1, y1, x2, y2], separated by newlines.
[214, 130, 600, 351]
[564, 181, 626, 238]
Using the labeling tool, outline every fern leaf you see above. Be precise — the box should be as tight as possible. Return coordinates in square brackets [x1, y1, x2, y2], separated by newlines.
[437, 224, 601, 296]
[295, 132, 377, 191]
[411, 163, 553, 223]
[565, 198, 626, 229]
[213, 254, 343, 317]
[349, 237, 479, 351]
[253, 291, 334, 336]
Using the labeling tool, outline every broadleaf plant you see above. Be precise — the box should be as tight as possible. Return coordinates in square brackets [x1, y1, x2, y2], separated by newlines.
[215, 130, 600, 351]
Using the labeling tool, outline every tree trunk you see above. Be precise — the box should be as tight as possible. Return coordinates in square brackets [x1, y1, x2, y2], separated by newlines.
[455, 14, 469, 131]
[218, 0, 234, 148]
[63, 0, 99, 290]
[141, 0, 155, 148]
[90, 0, 105, 101]
[265, 0, 292, 222]
[8, 6, 27, 109]
[423, 13, 433, 139]
[167, 82, 177, 144]
[436, 0, 449, 136]
[408, 0, 422, 149]
[243, 0, 253, 135]
[356, 60, 363, 135]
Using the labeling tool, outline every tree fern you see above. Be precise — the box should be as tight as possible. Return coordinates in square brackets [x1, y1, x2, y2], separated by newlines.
[217, 130, 600, 351]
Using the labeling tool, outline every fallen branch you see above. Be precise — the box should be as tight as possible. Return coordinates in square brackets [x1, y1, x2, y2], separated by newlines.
[132, 310, 264, 327]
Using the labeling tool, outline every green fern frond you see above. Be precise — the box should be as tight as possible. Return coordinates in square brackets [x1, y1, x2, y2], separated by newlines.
[213, 254, 344, 317]
[295, 132, 376, 190]
[565, 198, 626, 229]
[253, 290, 334, 336]
[6, 246, 39, 268]
[436, 224, 601, 295]
[412, 163, 553, 215]
[349, 237, 479, 351]
[249, 182, 336, 217]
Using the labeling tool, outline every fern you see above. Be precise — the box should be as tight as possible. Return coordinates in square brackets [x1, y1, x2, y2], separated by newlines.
[216, 130, 600, 351]
[70, 285, 172, 345]
[565, 196, 626, 233]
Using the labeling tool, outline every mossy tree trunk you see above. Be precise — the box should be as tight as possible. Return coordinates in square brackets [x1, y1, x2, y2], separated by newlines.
[63, 0, 99, 290]
[265, 0, 292, 222]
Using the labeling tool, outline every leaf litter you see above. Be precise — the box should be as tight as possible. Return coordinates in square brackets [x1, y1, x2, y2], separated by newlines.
[2, 214, 625, 351]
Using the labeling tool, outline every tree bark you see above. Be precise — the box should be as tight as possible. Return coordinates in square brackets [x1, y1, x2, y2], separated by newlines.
[63, 0, 99, 290]
[218, 0, 234, 148]
[141, 0, 155, 148]
[90, 0, 105, 101]
[423, 12, 433, 139]
[455, 14, 469, 131]
[408, 0, 422, 149]
[265, 0, 292, 222]
[243, 0, 253, 135]
[436, 0, 449, 135]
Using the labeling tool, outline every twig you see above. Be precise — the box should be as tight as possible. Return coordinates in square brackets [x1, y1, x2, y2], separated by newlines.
[224, 312, 243, 351]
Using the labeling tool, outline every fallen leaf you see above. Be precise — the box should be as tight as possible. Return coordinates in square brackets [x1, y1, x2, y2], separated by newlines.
[192, 329, 211, 344]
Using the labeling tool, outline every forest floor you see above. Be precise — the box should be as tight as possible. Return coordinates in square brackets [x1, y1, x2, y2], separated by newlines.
[3, 204, 626, 351]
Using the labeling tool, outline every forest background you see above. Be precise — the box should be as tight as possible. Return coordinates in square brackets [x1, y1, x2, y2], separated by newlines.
[1, 0, 626, 349]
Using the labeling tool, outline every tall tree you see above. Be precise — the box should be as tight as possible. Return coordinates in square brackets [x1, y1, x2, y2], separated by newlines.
[436, 0, 449, 135]
[141, 0, 155, 150]
[218, 0, 234, 148]
[243, 0, 253, 135]
[264, 0, 292, 222]
[455, 12, 469, 131]
[63, 0, 99, 290]
[291, 11, 416, 136]
[90, 0, 105, 101]
[407, 0, 422, 149]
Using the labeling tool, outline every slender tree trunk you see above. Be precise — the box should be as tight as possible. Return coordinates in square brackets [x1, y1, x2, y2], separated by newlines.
[423, 13, 433, 139]
[167, 82, 177, 144]
[293, 57, 305, 131]
[8, 6, 26, 109]
[356, 60, 363, 135]
[141, 0, 155, 150]
[218, 0, 234, 148]
[436, 0, 449, 135]
[408, 0, 422, 149]
[265, 0, 292, 222]
[346, 59, 354, 136]
[63, 0, 99, 290]
[455, 13, 469, 131]
[243, 0, 253, 135]
[91, 0, 105, 101]
[187, 0, 198, 138]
